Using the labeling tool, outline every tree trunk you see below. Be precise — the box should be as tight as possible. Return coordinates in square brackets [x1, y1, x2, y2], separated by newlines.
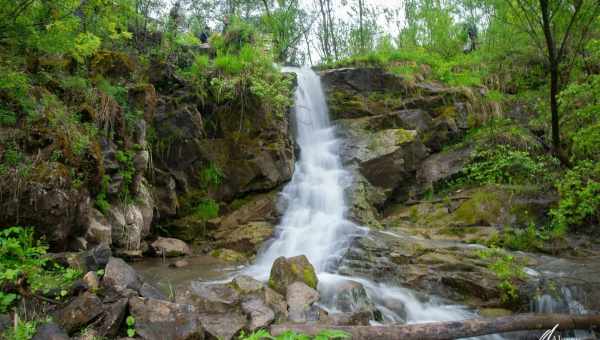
[359, 0, 364, 52]
[318, 0, 331, 60]
[271, 313, 600, 340]
[539, 0, 561, 153]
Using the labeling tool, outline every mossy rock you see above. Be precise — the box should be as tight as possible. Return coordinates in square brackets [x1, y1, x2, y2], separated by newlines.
[268, 255, 318, 295]
[167, 215, 208, 242]
[210, 248, 247, 263]
[91, 50, 136, 79]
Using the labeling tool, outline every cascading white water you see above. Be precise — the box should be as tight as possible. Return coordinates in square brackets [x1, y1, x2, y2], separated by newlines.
[245, 66, 364, 278]
[245, 67, 502, 337]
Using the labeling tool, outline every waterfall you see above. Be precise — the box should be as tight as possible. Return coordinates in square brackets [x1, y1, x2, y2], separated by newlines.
[245, 66, 364, 278]
[244, 67, 502, 337]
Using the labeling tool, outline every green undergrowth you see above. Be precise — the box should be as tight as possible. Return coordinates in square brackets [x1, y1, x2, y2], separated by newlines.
[0, 227, 82, 313]
[477, 248, 526, 306]
[319, 47, 488, 87]
[179, 18, 293, 124]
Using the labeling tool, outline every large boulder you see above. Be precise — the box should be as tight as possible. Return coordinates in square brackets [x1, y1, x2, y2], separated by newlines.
[0, 160, 89, 251]
[91, 298, 128, 338]
[336, 113, 429, 208]
[268, 255, 318, 295]
[417, 146, 474, 186]
[83, 208, 112, 247]
[174, 281, 247, 339]
[337, 229, 536, 310]
[196, 311, 246, 340]
[175, 282, 240, 314]
[320, 68, 410, 120]
[241, 298, 275, 330]
[53, 292, 104, 334]
[286, 282, 320, 323]
[151, 237, 192, 257]
[213, 221, 274, 255]
[102, 257, 142, 292]
[129, 297, 205, 340]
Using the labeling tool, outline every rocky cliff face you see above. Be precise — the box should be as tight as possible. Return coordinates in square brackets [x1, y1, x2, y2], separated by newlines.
[0, 52, 295, 256]
[317, 66, 579, 311]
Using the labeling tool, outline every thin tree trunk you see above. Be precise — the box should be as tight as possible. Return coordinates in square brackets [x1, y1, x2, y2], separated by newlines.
[318, 0, 331, 60]
[539, 0, 560, 153]
[271, 313, 600, 340]
[325, 0, 338, 59]
[359, 0, 364, 52]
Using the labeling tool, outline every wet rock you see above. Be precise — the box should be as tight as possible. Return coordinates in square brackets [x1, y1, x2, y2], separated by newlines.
[320, 311, 372, 326]
[92, 298, 128, 337]
[197, 311, 246, 340]
[286, 282, 320, 323]
[176, 282, 240, 314]
[264, 287, 288, 322]
[232, 275, 264, 294]
[129, 297, 204, 340]
[32, 322, 70, 340]
[268, 255, 318, 294]
[213, 221, 274, 255]
[139, 282, 167, 300]
[241, 298, 275, 330]
[54, 292, 104, 334]
[103, 257, 142, 292]
[210, 248, 247, 263]
[151, 237, 192, 257]
[82, 271, 100, 290]
[329, 280, 376, 314]
[337, 230, 528, 310]
[169, 259, 190, 268]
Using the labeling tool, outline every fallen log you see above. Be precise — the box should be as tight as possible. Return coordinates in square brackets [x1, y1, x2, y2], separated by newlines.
[270, 313, 600, 339]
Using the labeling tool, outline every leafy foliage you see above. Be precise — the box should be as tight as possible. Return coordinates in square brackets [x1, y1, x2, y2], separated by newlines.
[0, 227, 82, 312]
[550, 161, 600, 235]
[478, 248, 525, 304]
[454, 145, 554, 186]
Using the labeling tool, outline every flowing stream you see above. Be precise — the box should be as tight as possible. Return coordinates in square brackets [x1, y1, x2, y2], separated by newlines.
[245, 66, 494, 328]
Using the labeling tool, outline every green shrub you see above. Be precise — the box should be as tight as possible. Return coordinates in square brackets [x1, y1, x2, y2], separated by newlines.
[571, 122, 600, 162]
[0, 107, 17, 126]
[487, 223, 546, 251]
[95, 175, 111, 214]
[214, 54, 244, 75]
[3, 319, 38, 340]
[0, 227, 82, 312]
[193, 199, 219, 220]
[450, 145, 556, 186]
[478, 248, 525, 305]
[199, 163, 223, 187]
[550, 160, 600, 236]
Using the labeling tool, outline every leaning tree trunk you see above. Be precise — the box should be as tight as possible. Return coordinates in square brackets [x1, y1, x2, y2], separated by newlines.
[271, 313, 600, 340]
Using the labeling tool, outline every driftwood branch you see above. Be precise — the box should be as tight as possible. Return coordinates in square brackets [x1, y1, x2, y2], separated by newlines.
[271, 313, 600, 340]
